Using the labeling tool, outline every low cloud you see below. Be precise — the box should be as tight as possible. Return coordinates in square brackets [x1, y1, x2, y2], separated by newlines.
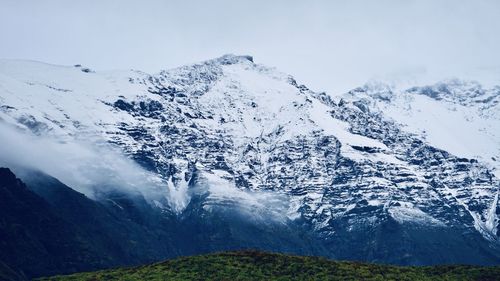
[0, 122, 168, 202]
[0, 122, 291, 219]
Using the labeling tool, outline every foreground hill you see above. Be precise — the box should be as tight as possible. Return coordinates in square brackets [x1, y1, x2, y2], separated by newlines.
[38, 251, 500, 281]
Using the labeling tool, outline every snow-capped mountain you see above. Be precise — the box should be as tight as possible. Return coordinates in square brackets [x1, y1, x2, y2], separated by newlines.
[0, 55, 499, 269]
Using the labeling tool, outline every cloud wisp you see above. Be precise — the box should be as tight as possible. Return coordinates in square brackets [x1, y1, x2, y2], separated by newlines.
[0, 122, 168, 202]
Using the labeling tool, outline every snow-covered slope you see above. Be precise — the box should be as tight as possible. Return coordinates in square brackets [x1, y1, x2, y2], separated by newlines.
[342, 80, 500, 176]
[0, 55, 499, 264]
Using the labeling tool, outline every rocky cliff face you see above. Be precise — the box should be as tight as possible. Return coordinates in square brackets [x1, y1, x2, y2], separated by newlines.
[0, 55, 499, 272]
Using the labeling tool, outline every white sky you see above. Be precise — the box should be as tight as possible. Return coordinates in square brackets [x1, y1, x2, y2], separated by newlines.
[1, 0, 499, 94]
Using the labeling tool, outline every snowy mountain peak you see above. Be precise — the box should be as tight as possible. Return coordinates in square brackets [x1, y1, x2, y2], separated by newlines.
[405, 79, 500, 107]
[214, 54, 254, 65]
[349, 78, 500, 108]
[342, 78, 500, 175]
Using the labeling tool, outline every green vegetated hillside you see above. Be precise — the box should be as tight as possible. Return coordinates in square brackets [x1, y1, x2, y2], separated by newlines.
[37, 250, 500, 281]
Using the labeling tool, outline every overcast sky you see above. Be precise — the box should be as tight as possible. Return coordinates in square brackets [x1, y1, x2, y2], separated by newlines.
[1, 0, 499, 94]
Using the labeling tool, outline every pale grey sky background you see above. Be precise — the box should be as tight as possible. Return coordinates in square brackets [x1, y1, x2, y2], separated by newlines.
[1, 0, 499, 94]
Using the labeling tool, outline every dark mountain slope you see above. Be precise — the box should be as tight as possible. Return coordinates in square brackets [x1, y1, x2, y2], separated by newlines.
[0, 167, 326, 278]
[0, 261, 25, 281]
[0, 167, 104, 278]
[14, 168, 181, 265]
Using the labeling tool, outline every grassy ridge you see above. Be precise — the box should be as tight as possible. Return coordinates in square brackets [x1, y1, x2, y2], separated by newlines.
[37, 250, 500, 281]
